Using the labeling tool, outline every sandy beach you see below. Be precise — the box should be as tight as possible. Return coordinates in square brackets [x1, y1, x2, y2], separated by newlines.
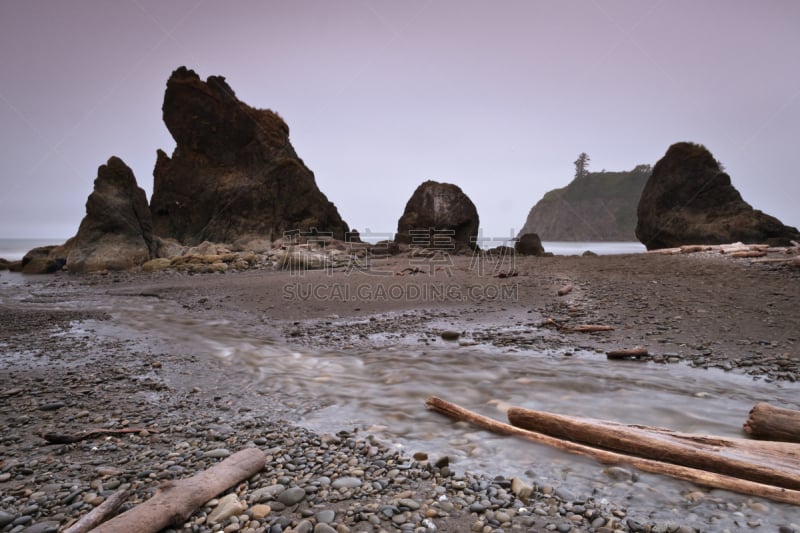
[1, 252, 798, 533]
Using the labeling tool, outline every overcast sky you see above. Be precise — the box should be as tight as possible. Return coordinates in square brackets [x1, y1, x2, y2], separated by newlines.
[1, 1, 798, 241]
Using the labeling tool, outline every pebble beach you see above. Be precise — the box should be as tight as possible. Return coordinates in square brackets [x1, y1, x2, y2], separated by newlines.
[1, 252, 799, 533]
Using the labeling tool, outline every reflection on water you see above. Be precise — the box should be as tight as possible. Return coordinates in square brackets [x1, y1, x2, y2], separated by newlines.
[107, 299, 800, 528]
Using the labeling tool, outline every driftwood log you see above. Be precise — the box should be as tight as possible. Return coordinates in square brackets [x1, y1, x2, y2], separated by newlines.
[40, 428, 158, 444]
[566, 324, 614, 333]
[90, 448, 265, 533]
[507, 406, 800, 491]
[425, 396, 800, 505]
[744, 403, 800, 443]
[606, 346, 649, 360]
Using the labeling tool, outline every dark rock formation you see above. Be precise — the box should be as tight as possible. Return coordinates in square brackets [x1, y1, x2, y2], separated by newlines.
[519, 166, 650, 241]
[21, 246, 63, 274]
[395, 181, 480, 250]
[515, 233, 545, 256]
[150, 67, 348, 245]
[636, 142, 800, 250]
[66, 157, 155, 272]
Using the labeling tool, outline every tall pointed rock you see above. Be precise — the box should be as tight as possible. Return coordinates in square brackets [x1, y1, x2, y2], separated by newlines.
[150, 67, 348, 245]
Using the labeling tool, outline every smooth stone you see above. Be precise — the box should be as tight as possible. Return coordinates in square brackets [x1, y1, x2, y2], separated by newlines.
[250, 484, 285, 502]
[203, 448, 231, 458]
[331, 477, 361, 490]
[314, 524, 337, 533]
[441, 331, 461, 341]
[20, 523, 60, 533]
[293, 520, 313, 533]
[277, 486, 306, 506]
[397, 498, 420, 510]
[207, 493, 245, 525]
[0, 512, 15, 527]
[250, 504, 271, 520]
[315, 509, 335, 523]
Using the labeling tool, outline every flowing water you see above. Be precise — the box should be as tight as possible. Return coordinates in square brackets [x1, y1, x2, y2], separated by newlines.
[2, 270, 798, 529]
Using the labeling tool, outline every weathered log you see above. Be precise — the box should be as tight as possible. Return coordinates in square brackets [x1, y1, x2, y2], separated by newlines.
[744, 402, 800, 443]
[425, 396, 800, 506]
[557, 284, 574, 296]
[63, 488, 131, 533]
[680, 245, 712, 254]
[565, 324, 614, 333]
[507, 406, 800, 491]
[90, 448, 265, 533]
[730, 250, 767, 258]
[647, 247, 682, 255]
[606, 346, 649, 360]
[40, 427, 158, 444]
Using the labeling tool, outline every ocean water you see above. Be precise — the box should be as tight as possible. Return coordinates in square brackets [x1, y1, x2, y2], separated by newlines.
[0, 238, 66, 261]
[543, 241, 645, 255]
[0, 238, 645, 262]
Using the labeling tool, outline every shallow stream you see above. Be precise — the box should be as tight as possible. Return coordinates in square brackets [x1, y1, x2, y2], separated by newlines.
[2, 271, 798, 530]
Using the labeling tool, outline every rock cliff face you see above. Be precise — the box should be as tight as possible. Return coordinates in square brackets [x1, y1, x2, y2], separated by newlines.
[635, 142, 800, 250]
[519, 167, 650, 241]
[66, 157, 155, 272]
[395, 181, 479, 250]
[150, 67, 348, 245]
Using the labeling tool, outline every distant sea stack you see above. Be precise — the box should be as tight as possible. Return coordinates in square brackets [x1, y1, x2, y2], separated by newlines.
[635, 142, 800, 250]
[150, 66, 349, 245]
[519, 166, 650, 241]
[66, 157, 155, 273]
[395, 180, 480, 251]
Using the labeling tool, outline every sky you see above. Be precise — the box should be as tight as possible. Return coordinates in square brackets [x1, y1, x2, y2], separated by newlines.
[1, 1, 799, 241]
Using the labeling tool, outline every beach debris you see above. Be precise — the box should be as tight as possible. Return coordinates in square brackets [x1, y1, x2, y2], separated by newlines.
[63, 487, 131, 533]
[396, 266, 424, 275]
[494, 270, 518, 278]
[426, 396, 800, 506]
[564, 324, 614, 333]
[39, 427, 160, 445]
[556, 284, 574, 296]
[744, 403, 800, 443]
[730, 250, 767, 258]
[88, 447, 266, 533]
[606, 346, 650, 360]
[440, 330, 461, 341]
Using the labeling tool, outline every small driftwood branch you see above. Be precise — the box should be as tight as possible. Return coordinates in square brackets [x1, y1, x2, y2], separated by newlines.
[744, 403, 800, 443]
[606, 346, 649, 360]
[425, 396, 800, 506]
[90, 448, 265, 533]
[557, 284, 574, 296]
[564, 324, 614, 333]
[40, 428, 158, 445]
[63, 488, 131, 533]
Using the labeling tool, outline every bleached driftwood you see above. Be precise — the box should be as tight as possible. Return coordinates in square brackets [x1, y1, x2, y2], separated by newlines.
[425, 396, 800, 505]
[90, 448, 265, 533]
[507, 406, 800, 491]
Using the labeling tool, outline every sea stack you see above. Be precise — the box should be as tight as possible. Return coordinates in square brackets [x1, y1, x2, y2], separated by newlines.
[66, 157, 155, 272]
[635, 142, 800, 250]
[395, 180, 480, 251]
[150, 66, 349, 245]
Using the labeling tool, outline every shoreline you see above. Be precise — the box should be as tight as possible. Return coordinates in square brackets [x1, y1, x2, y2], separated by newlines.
[1, 253, 798, 532]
